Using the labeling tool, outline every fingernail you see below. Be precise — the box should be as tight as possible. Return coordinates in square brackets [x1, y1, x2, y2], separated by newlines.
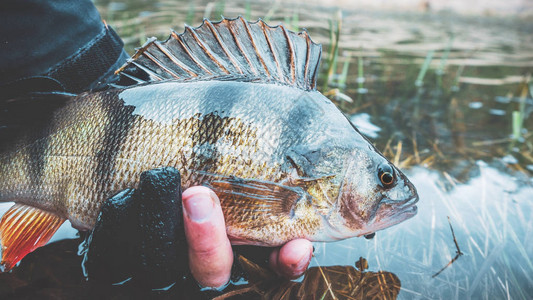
[184, 194, 215, 222]
[295, 248, 312, 271]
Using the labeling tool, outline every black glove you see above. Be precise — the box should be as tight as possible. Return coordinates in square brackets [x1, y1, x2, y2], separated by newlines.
[83, 167, 189, 289]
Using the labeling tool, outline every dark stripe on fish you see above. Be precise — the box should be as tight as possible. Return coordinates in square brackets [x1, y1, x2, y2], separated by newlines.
[200, 82, 240, 118]
[190, 113, 223, 172]
[27, 138, 48, 189]
[2, 94, 72, 189]
[95, 93, 136, 188]
[190, 82, 250, 172]
[275, 90, 315, 156]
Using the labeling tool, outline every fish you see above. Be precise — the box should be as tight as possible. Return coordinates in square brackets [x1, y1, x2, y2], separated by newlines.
[0, 17, 418, 270]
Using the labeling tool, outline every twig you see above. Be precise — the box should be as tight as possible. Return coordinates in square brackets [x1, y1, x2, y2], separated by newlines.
[432, 216, 463, 278]
[472, 132, 533, 147]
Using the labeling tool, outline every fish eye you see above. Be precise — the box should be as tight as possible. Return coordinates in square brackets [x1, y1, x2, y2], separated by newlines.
[378, 164, 395, 188]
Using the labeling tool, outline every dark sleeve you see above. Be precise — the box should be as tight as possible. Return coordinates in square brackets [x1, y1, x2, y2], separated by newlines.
[0, 0, 128, 94]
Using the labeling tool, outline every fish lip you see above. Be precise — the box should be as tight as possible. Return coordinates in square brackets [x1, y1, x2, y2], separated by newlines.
[381, 194, 419, 207]
[361, 194, 419, 236]
[380, 195, 419, 216]
[398, 202, 418, 218]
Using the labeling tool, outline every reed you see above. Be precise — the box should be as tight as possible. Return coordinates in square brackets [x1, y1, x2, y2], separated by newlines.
[283, 11, 299, 32]
[321, 10, 342, 92]
[356, 55, 368, 96]
[339, 54, 351, 90]
[415, 50, 434, 87]
[451, 64, 465, 92]
[512, 77, 530, 142]
[214, 0, 226, 19]
[186, 1, 195, 25]
[245, 0, 251, 20]
[436, 34, 454, 89]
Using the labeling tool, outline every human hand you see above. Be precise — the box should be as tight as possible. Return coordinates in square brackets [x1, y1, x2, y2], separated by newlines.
[182, 186, 313, 289]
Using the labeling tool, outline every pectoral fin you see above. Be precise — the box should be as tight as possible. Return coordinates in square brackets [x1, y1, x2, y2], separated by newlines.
[205, 175, 309, 219]
[0, 204, 65, 270]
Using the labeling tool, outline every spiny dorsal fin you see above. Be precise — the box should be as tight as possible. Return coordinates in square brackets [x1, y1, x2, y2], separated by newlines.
[116, 16, 322, 91]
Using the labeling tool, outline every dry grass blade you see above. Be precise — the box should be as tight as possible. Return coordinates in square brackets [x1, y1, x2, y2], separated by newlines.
[398, 155, 414, 169]
[315, 257, 337, 300]
[442, 171, 458, 187]
[432, 216, 463, 278]
[382, 136, 395, 159]
[393, 141, 402, 166]
[412, 135, 420, 164]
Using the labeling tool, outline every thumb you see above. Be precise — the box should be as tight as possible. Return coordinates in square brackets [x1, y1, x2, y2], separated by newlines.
[182, 186, 233, 289]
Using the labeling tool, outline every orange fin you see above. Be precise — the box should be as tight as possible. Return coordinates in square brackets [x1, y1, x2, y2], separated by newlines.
[205, 175, 309, 218]
[0, 204, 65, 270]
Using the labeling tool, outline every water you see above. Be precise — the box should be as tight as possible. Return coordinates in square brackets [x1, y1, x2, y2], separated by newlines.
[1, 0, 532, 299]
[313, 165, 533, 299]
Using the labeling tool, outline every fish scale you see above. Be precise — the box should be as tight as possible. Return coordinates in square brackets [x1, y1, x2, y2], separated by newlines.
[0, 17, 418, 270]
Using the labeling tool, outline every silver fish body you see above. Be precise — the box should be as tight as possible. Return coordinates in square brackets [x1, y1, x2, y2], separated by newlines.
[0, 79, 417, 245]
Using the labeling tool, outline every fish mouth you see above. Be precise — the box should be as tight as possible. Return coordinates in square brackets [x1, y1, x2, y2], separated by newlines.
[384, 195, 419, 217]
[370, 195, 419, 231]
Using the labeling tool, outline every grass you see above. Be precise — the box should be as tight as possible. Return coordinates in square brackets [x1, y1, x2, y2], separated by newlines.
[436, 34, 454, 90]
[356, 56, 364, 92]
[215, 0, 226, 19]
[283, 11, 299, 32]
[245, 0, 251, 20]
[322, 10, 342, 92]
[513, 77, 530, 141]
[186, 1, 195, 25]
[415, 50, 435, 87]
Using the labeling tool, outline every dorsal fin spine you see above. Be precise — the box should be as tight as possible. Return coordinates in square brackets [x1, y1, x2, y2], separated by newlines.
[131, 61, 163, 80]
[260, 21, 285, 83]
[204, 20, 245, 75]
[304, 33, 311, 88]
[186, 25, 230, 75]
[226, 20, 259, 76]
[241, 18, 271, 77]
[154, 39, 197, 77]
[311, 36, 321, 89]
[174, 29, 213, 75]
[143, 51, 180, 79]
[281, 26, 297, 85]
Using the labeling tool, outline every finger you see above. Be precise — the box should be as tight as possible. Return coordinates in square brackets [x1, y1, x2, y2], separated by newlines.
[269, 239, 313, 279]
[182, 186, 233, 289]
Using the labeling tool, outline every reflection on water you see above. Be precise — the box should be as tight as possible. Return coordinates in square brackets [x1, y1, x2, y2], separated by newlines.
[221, 255, 401, 299]
[1, 0, 532, 299]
